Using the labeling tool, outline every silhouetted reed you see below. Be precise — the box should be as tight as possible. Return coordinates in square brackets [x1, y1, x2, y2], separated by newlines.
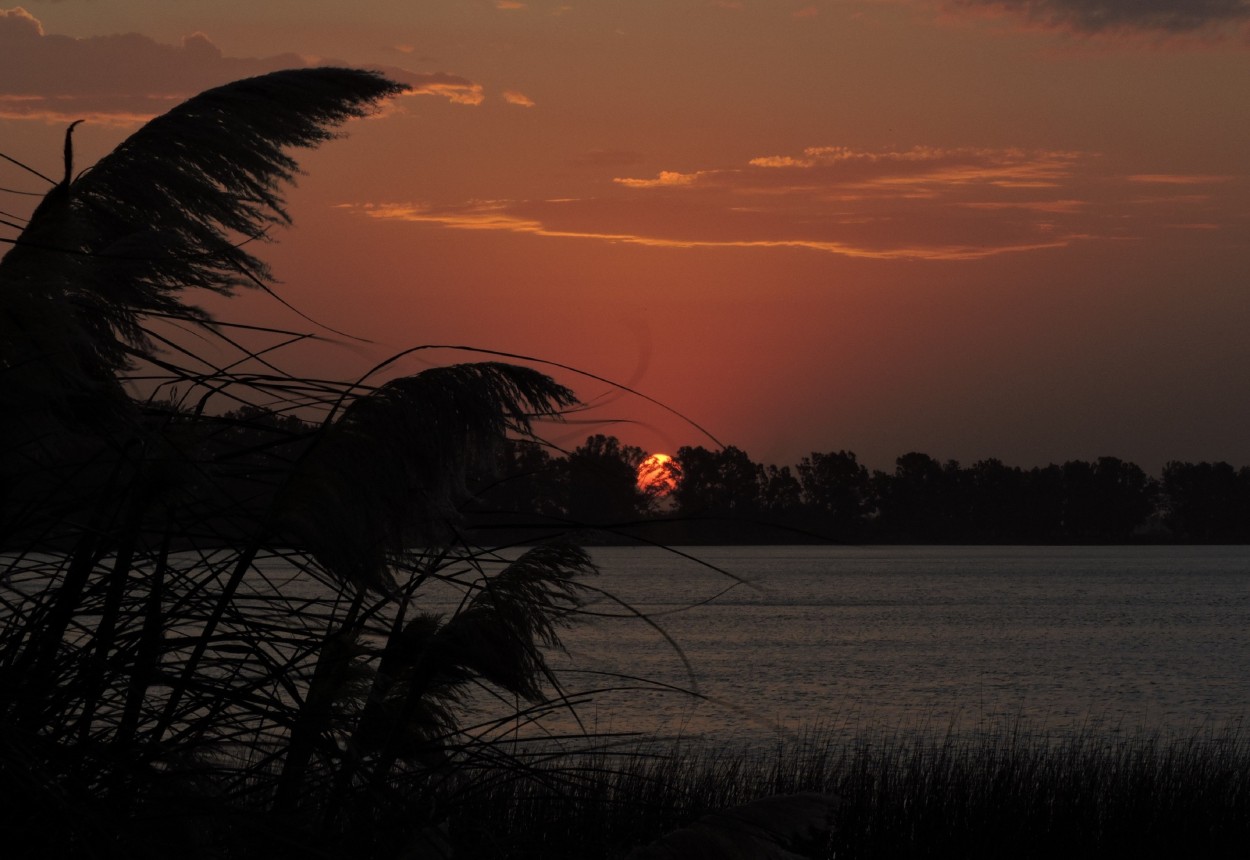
[0, 67, 638, 859]
[437, 722, 1249, 858]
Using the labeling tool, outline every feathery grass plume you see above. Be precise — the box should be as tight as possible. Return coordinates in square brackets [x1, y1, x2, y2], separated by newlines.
[313, 544, 597, 798]
[278, 363, 578, 593]
[0, 68, 408, 542]
[1, 67, 407, 375]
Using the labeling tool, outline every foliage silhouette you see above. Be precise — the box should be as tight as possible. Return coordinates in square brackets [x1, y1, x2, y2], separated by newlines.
[475, 439, 1214, 545]
[564, 433, 650, 527]
[0, 67, 660, 858]
[1162, 460, 1250, 541]
[796, 450, 870, 539]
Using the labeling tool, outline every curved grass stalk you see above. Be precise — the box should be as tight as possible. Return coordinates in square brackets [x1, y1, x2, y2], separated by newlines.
[0, 65, 745, 859]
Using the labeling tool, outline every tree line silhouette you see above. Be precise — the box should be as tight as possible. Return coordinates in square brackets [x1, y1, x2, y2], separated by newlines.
[469, 434, 1250, 544]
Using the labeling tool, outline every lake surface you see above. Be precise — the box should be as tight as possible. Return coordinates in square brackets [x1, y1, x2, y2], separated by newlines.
[8, 544, 1245, 749]
[536, 545, 1250, 746]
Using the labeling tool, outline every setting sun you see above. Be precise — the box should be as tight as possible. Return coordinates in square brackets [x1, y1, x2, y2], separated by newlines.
[636, 452, 679, 497]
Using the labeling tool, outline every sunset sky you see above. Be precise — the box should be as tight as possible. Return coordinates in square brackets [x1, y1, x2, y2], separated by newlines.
[3, 1, 1249, 472]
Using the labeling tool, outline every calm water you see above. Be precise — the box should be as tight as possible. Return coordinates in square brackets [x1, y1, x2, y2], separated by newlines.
[9, 545, 1246, 748]
[537, 545, 1250, 746]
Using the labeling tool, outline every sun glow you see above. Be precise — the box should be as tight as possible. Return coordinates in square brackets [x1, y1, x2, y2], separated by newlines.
[636, 452, 679, 497]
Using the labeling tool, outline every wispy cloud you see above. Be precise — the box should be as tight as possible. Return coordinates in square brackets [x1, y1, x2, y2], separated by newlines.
[613, 170, 702, 188]
[340, 201, 1074, 260]
[402, 73, 484, 105]
[502, 90, 536, 107]
[0, 8, 484, 123]
[643, 146, 1082, 194]
[1127, 173, 1237, 184]
[958, 199, 1087, 213]
[340, 144, 1245, 262]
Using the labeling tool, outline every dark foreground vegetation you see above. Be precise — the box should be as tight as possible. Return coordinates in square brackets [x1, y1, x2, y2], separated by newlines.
[444, 724, 1250, 859]
[0, 68, 617, 859]
[2, 68, 1245, 860]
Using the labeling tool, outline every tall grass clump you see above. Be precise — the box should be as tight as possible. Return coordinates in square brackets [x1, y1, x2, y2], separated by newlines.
[0, 67, 627, 859]
[827, 722, 1249, 859]
[430, 722, 1249, 858]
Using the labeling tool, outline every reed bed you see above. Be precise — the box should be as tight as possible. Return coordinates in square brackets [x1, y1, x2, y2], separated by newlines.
[438, 722, 1250, 859]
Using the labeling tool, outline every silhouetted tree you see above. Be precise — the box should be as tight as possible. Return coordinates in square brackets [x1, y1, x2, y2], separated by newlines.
[796, 450, 872, 538]
[468, 438, 567, 533]
[874, 452, 961, 542]
[1161, 461, 1250, 542]
[564, 434, 648, 526]
[1061, 457, 1155, 541]
[964, 458, 1030, 542]
[173, 405, 319, 544]
[1016, 464, 1067, 543]
[673, 445, 764, 521]
[759, 463, 803, 520]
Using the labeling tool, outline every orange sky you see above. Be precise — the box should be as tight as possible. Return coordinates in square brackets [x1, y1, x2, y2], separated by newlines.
[3, 2, 1249, 471]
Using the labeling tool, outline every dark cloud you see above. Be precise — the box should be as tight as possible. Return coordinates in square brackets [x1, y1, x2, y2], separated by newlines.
[0, 8, 482, 123]
[953, 0, 1250, 35]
